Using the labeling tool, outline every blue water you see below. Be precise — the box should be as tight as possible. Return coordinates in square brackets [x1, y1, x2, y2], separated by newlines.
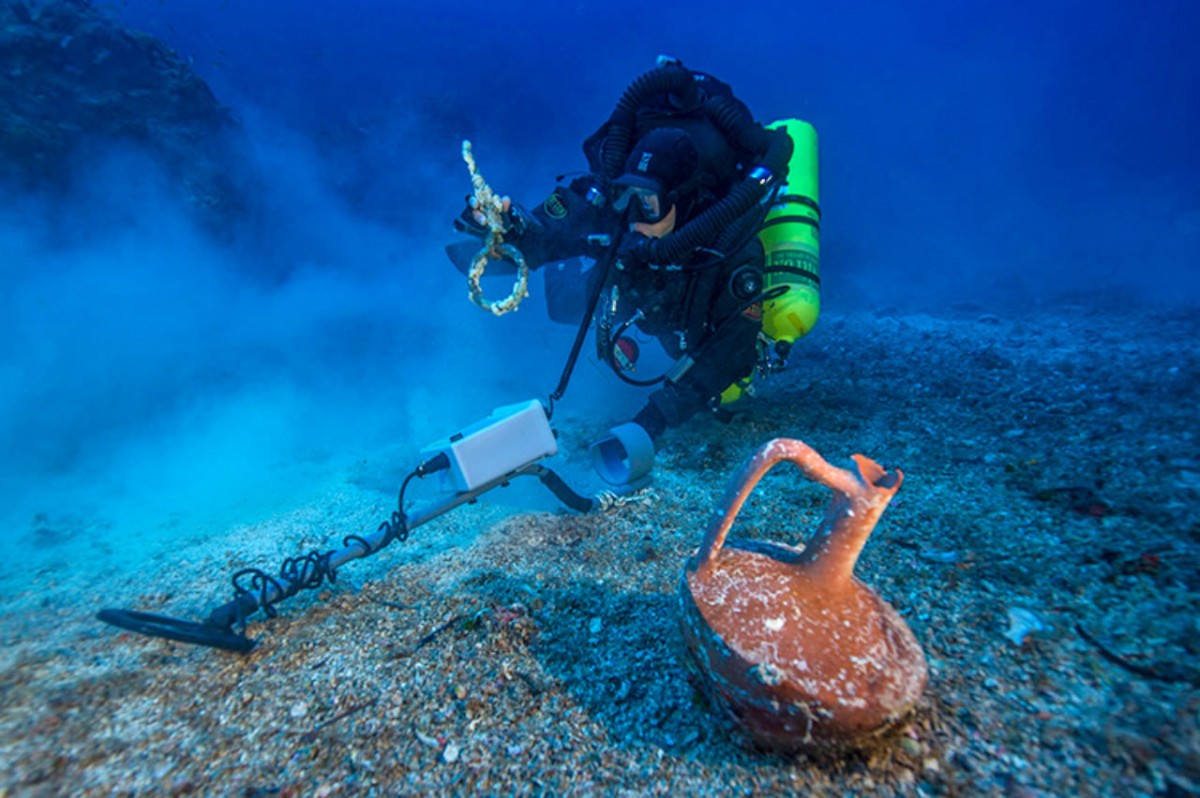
[1, 0, 1197, 576]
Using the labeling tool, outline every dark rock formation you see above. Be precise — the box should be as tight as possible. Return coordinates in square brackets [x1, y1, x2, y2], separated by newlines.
[0, 0, 241, 219]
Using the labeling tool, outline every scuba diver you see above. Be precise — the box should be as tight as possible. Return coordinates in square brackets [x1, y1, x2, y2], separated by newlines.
[448, 57, 820, 475]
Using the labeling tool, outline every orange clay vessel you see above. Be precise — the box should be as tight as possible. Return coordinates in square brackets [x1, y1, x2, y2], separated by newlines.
[679, 438, 927, 751]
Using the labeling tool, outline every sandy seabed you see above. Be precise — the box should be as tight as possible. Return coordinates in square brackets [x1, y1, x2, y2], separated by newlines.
[1, 302, 1197, 797]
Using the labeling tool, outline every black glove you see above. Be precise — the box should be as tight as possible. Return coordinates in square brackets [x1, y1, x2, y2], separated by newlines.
[632, 402, 668, 441]
[505, 202, 533, 239]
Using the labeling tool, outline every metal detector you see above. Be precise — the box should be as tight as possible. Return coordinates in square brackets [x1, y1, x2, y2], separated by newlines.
[97, 400, 643, 653]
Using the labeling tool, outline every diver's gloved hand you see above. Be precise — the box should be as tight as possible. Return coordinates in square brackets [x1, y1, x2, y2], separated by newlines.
[632, 402, 669, 441]
[454, 198, 489, 238]
[454, 195, 533, 240]
[503, 202, 534, 240]
[454, 194, 506, 237]
[615, 231, 653, 271]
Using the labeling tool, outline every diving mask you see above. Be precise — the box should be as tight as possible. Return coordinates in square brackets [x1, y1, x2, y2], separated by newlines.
[613, 184, 666, 224]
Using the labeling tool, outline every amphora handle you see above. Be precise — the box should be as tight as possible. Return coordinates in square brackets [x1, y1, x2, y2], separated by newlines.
[692, 438, 902, 583]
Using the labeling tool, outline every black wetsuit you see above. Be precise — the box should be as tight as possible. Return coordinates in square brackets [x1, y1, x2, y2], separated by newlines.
[455, 66, 787, 440]
[513, 174, 766, 440]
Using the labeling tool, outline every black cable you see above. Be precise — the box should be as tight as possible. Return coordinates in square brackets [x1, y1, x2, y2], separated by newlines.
[227, 450, 453, 623]
[604, 313, 666, 387]
[603, 285, 789, 389]
[532, 465, 595, 513]
[547, 235, 623, 412]
[231, 549, 336, 621]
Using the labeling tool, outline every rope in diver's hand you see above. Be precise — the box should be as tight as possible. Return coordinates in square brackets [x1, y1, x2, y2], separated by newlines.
[462, 140, 529, 316]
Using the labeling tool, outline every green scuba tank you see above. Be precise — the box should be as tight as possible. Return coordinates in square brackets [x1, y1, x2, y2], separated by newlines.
[758, 118, 820, 345]
[719, 118, 820, 406]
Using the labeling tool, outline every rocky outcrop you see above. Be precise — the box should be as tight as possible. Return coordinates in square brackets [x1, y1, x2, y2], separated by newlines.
[0, 0, 240, 216]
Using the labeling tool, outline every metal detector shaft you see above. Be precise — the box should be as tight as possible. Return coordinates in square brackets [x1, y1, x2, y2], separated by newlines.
[97, 460, 610, 651]
[204, 463, 594, 631]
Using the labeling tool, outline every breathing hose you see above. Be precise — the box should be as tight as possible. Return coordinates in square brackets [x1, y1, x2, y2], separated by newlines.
[600, 63, 699, 181]
[640, 129, 793, 266]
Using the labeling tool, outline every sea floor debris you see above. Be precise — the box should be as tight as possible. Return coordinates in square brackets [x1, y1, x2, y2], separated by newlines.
[1, 303, 1198, 796]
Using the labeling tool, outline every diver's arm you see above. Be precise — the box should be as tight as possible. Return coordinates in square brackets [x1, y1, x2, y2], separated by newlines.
[633, 312, 760, 439]
[508, 176, 615, 267]
[629, 237, 766, 439]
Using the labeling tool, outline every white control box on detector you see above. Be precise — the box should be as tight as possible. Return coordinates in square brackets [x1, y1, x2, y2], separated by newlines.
[420, 399, 558, 493]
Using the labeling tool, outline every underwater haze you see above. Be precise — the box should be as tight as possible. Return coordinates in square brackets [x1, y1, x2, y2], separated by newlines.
[3, 0, 1200, 793]
[114, 0, 1200, 306]
[2, 0, 1198, 600]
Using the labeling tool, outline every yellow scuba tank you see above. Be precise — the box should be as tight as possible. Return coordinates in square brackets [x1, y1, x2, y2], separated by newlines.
[759, 118, 820, 346]
[720, 118, 820, 406]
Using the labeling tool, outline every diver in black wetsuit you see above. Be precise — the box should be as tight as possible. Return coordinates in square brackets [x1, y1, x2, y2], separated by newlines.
[449, 59, 793, 446]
